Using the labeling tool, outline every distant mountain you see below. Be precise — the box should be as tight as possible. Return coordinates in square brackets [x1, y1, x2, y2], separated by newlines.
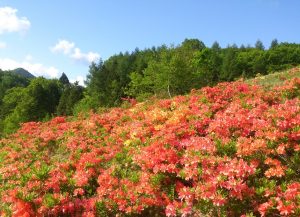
[12, 68, 35, 79]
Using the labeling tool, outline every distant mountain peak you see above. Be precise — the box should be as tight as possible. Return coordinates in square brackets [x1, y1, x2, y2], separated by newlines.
[13, 68, 35, 78]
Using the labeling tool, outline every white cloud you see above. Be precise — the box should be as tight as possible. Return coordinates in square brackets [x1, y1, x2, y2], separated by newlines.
[70, 75, 85, 86]
[0, 7, 30, 34]
[0, 57, 59, 78]
[71, 48, 100, 63]
[51, 39, 100, 64]
[51, 39, 75, 54]
[0, 41, 6, 49]
[25, 54, 33, 61]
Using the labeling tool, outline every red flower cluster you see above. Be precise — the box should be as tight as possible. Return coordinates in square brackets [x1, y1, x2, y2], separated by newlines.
[1, 70, 300, 216]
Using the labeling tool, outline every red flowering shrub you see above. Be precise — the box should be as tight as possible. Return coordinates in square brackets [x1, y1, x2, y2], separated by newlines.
[1, 72, 300, 216]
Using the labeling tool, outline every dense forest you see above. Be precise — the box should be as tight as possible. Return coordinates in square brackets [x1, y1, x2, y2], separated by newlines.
[83, 38, 300, 108]
[1, 38, 300, 135]
[0, 71, 84, 136]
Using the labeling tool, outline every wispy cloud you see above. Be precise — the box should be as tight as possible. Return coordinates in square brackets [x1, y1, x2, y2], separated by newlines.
[51, 40, 75, 54]
[71, 48, 100, 64]
[0, 41, 6, 49]
[0, 7, 30, 34]
[51, 39, 100, 64]
[0, 57, 59, 78]
[25, 54, 33, 61]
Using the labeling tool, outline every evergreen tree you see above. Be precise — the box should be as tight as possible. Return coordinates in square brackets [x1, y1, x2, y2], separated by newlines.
[57, 83, 84, 116]
[270, 39, 279, 49]
[193, 48, 222, 86]
[211, 41, 221, 51]
[59, 72, 70, 85]
[82, 38, 300, 113]
[240, 44, 246, 51]
[0, 78, 62, 134]
[181, 38, 205, 51]
[220, 46, 239, 81]
[255, 40, 265, 50]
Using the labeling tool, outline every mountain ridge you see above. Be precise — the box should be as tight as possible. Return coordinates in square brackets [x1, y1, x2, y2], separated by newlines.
[12, 68, 35, 78]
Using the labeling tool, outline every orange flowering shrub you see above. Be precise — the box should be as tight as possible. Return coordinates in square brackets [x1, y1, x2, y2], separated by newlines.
[1, 77, 300, 216]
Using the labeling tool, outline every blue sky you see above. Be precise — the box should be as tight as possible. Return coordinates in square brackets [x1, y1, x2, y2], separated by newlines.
[0, 0, 299, 84]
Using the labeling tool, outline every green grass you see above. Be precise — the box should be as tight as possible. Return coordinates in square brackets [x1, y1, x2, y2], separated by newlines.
[246, 66, 300, 88]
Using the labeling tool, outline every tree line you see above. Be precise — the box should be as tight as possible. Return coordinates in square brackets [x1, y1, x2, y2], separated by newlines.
[83, 38, 300, 108]
[1, 38, 300, 135]
[0, 71, 83, 136]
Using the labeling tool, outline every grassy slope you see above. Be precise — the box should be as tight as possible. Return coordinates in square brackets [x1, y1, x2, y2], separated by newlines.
[247, 66, 300, 87]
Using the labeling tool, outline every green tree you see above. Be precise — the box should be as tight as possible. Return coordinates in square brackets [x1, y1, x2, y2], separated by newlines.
[0, 71, 30, 135]
[125, 71, 154, 101]
[181, 38, 205, 51]
[85, 48, 156, 107]
[193, 48, 222, 87]
[59, 72, 70, 85]
[1, 78, 62, 134]
[220, 46, 240, 81]
[266, 43, 300, 72]
[81, 38, 300, 112]
[0, 70, 29, 100]
[211, 41, 221, 51]
[270, 39, 279, 49]
[57, 83, 84, 116]
[251, 50, 267, 74]
[126, 43, 198, 100]
[255, 39, 265, 50]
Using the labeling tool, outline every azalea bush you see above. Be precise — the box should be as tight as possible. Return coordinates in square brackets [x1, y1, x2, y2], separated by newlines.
[1, 73, 300, 216]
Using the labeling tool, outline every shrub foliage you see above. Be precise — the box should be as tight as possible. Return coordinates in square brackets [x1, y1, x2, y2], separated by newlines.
[1, 69, 300, 216]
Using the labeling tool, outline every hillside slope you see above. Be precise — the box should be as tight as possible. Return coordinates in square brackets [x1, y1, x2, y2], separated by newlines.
[0, 68, 300, 216]
[12, 68, 35, 79]
[247, 66, 300, 87]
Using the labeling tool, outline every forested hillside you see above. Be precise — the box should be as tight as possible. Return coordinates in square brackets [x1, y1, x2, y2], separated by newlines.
[82, 39, 300, 110]
[12, 68, 35, 79]
[1, 39, 300, 136]
[0, 71, 83, 136]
